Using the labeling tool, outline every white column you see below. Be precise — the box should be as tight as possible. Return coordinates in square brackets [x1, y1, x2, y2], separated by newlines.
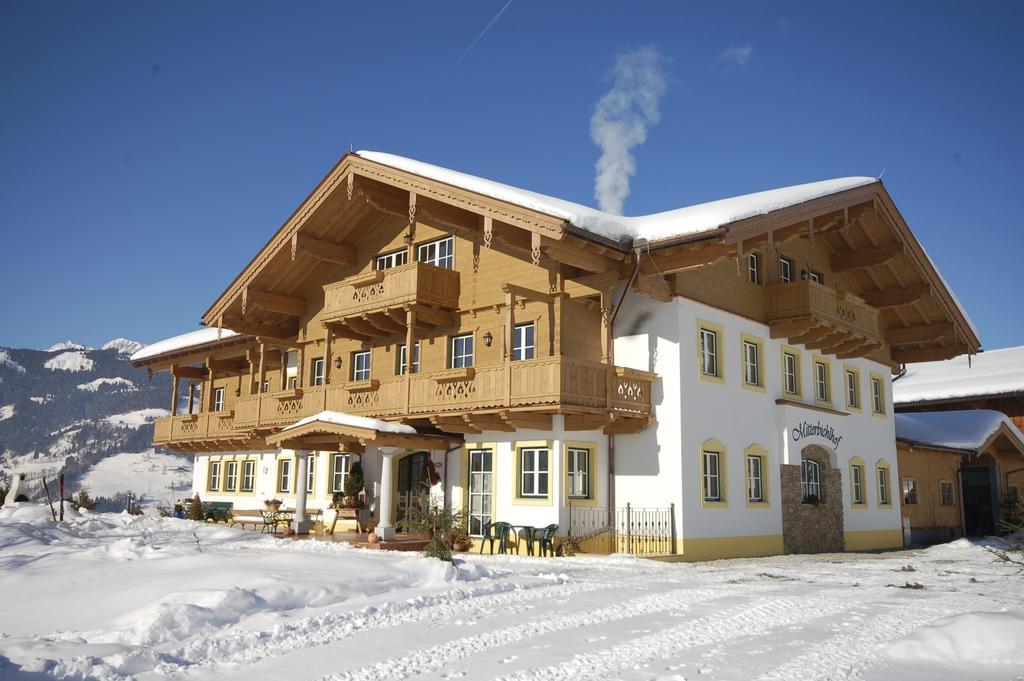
[293, 450, 311, 534]
[376, 448, 399, 540]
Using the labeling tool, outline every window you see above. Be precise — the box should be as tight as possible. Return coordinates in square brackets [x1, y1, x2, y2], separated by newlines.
[747, 454, 764, 502]
[331, 454, 350, 494]
[814, 360, 830, 403]
[808, 270, 824, 284]
[939, 480, 954, 506]
[306, 457, 315, 494]
[702, 451, 722, 502]
[783, 351, 800, 396]
[467, 449, 493, 536]
[241, 460, 255, 492]
[352, 350, 371, 381]
[779, 256, 794, 284]
[877, 465, 891, 505]
[513, 322, 535, 361]
[902, 478, 918, 505]
[519, 447, 549, 497]
[224, 461, 238, 492]
[699, 327, 720, 378]
[451, 333, 474, 369]
[285, 350, 298, 389]
[278, 459, 292, 494]
[397, 342, 420, 375]
[743, 339, 761, 387]
[261, 380, 269, 393]
[748, 252, 761, 284]
[376, 249, 408, 270]
[208, 461, 222, 491]
[852, 464, 865, 504]
[417, 236, 454, 269]
[311, 358, 325, 387]
[845, 369, 860, 409]
[567, 447, 591, 499]
[801, 460, 821, 502]
[871, 377, 885, 414]
[213, 387, 225, 412]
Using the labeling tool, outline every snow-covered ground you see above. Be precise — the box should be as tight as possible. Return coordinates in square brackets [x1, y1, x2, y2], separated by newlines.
[76, 377, 137, 393]
[0, 504, 1022, 681]
[76, 449, 191, 507]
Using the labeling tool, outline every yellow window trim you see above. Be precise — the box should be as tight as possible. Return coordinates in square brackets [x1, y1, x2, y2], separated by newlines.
[812, 355, 833, 408]
[206, 455, 223, 495]
[239, 456, 257, 495]
[843, 364, 862, 413]
[743, 444, 770, 508]
[740, 333, 766, 394]
[780, 345, 803, 399]
[514, 440, 554, 506]
[700, 438, 728, 509]
[875, 459, 893, 508]
[563, 440, 599, 508]
[849, 456, 868, 508]
[696, 320, 725, 385]
[869, 372, 888, 418]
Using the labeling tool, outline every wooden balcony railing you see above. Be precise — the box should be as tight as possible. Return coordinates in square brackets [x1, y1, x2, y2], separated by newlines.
[152, 411, 249, 446]
[321, 262, 460, 332]
[766, 280, 882, 351]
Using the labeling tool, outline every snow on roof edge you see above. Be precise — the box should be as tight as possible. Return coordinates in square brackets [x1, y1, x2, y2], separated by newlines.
[283, 410, 417, 435]
[893, 346, 1024, 405]
[895, 409, 1024, 452]
[130, 328, 244, 363]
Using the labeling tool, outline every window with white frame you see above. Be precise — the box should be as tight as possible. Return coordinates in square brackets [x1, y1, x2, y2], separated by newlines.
[567, 447, 590, 499]
[331, 453, 350, 494]
[213, 387, 225, 412]
[285, 350, 298, 389]
[311, 358, 325, 386]
[278, 459, 292, 493]
[748, 252, 761, 284]
[852, 464, 865, 504]
[702, 450, 722, 501]
[700, 327, 719, 378]
[783, 352, 799, 395]
[376, 249, 408, 270]
[779, 256, 794, 283]
[224, 461, 238, 492]
[261, 380, 269, 393]
[241, 460, 255, 492]
[902, 478, 918, 505]
[871, 377, 885, 414]
[450, 333, 474, 368]
[846, 369, 859, 408]
[417, 236, 454, 269]
[815, 361, 830, 402]
[519, 447, 549, 497]
[878, 466, 891, 505]
[747, 454, 764, 502]
[801, 459, 821, 502]
[398, 342, 420, 375]
[352, 350, 371, 381]
[306, 457, 315, 494]
[808, 270, 823, 284]
[939, 480, 954, 506]
[743, 340, 761, 387]
[208, 461, 221, 491]
[513, 322, 535, 361]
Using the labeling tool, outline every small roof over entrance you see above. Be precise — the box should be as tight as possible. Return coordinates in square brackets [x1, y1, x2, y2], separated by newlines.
[265, 410, 461, 451]
[895, 409, 1024, 454]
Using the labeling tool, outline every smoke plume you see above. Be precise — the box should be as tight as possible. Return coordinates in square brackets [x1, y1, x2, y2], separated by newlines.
[590, 46, 667, 215]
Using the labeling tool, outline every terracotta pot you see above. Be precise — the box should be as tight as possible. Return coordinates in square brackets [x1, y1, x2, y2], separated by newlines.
[367, 531, 379, 544]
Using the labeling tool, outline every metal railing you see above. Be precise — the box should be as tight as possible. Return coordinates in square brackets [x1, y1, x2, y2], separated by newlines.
[568, 502, 676, 556]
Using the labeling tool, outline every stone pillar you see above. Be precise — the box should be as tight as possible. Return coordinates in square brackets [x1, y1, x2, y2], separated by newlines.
[293, 450, 311, 534]
[376, 448, 399, 540]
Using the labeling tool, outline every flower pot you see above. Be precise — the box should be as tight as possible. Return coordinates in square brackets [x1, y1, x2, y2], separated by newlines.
[367, 531, 379, 545]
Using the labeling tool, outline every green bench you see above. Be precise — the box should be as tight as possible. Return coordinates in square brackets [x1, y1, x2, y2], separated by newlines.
[203, 501, 233, 523]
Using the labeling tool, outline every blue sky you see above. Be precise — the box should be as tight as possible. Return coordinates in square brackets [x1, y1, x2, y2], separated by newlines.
[1, 2, 1021, 351]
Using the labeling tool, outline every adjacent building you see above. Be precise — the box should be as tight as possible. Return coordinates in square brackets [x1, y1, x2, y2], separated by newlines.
[132, 151, 979, 559]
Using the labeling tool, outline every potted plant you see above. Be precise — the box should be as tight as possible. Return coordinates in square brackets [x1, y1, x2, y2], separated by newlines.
[342, 461, 365, 508]
[447, 525, 472, 552]
[264, 498, 283, 511]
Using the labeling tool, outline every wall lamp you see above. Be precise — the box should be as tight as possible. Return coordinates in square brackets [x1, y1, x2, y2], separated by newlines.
[482, 331, 494, 347]
[334, 356, 343, 369]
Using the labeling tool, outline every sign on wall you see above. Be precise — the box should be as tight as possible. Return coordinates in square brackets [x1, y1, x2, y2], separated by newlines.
[792, 421, 843, 451]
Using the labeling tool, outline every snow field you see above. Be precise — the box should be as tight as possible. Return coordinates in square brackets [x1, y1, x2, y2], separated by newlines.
[0, 506, 1022, 680]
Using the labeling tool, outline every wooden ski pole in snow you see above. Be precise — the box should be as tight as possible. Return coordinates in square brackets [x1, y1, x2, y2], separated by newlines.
[59, 474, 65, 522]
[42, 477, 58, 521]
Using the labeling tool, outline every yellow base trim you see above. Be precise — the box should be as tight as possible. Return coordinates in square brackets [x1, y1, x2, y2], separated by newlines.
[650, 534, 784, 563]
[844, 528, 903, 551]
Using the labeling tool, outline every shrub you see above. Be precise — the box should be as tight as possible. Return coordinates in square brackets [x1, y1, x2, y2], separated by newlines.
[68, 489, 96, 511]
[188, 494, 205, 521]
[344, 461, 365, 498]
[987, 520, 1024, 573]
[398, 495, 469, 563]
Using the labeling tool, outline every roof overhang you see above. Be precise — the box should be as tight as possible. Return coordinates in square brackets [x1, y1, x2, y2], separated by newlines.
[264, 419, 461, 451]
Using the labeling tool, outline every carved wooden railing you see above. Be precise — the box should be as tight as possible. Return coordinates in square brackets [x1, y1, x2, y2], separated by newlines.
[766, 280, 881, 343]
[321, 262, 460, 323]
[152, 412, 244, 444]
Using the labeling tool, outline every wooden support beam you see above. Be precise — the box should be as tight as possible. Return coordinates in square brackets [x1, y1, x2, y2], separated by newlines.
[564, 413, 612, 431]
[604, 416, 650, 435]
[891, 345, 962, 364]
[361, 313, 405, 336]
[293, 233, 357, 266]
[633, 274, 673, 302]
[221, 318, 297, 341]
[430, 416, 481, 434]
[172, 366, 209, 380]
[406, 304, 455, 328]
[790, 325, 835, 346]
[541, 239, 616, 273]
[886, 322, 956, 346]
[207, 358, 248, 373]
[465, 413, 516, 433]
[830, 242, 903, 273]
[860, 284, 931, 309]
[246, 289, 307, 317]
[500, 411, 552, 431]
[639, 241, 731, 276]
[768, 319, 816, 340]
[501, 283, 555, 304]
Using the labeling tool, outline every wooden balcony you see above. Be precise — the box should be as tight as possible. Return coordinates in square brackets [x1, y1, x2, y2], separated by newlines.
[152, 412, 258, 450]
[154, 358, 655, 450]
[767, 280, 883, 358]
[321, 263, 460, 338]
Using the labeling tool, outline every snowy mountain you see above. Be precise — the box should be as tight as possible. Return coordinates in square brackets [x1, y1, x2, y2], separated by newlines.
[0, 340, 191, 508]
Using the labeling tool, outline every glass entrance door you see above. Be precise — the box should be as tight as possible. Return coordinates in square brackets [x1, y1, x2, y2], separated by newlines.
[396, 451, 429, 528]
[468, 449, 493, 537]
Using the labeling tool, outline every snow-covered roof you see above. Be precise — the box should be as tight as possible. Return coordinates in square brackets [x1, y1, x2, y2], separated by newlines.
[356, 151, 877, 244]
[893, 346, 1024, 405]
[130, 328, 243, 363]
[283, 410, 417, 435]
[895, 409, 1024, 452]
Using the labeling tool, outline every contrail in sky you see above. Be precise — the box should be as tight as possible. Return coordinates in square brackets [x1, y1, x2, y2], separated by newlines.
[453, 0, 513, 69]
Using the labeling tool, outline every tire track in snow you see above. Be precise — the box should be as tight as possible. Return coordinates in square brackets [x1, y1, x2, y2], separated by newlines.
[318, 585, 756, 681]
[495, 586, 862, 680]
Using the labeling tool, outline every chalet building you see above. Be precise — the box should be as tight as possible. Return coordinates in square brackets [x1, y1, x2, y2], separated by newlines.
[132, 151, 979, 559]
